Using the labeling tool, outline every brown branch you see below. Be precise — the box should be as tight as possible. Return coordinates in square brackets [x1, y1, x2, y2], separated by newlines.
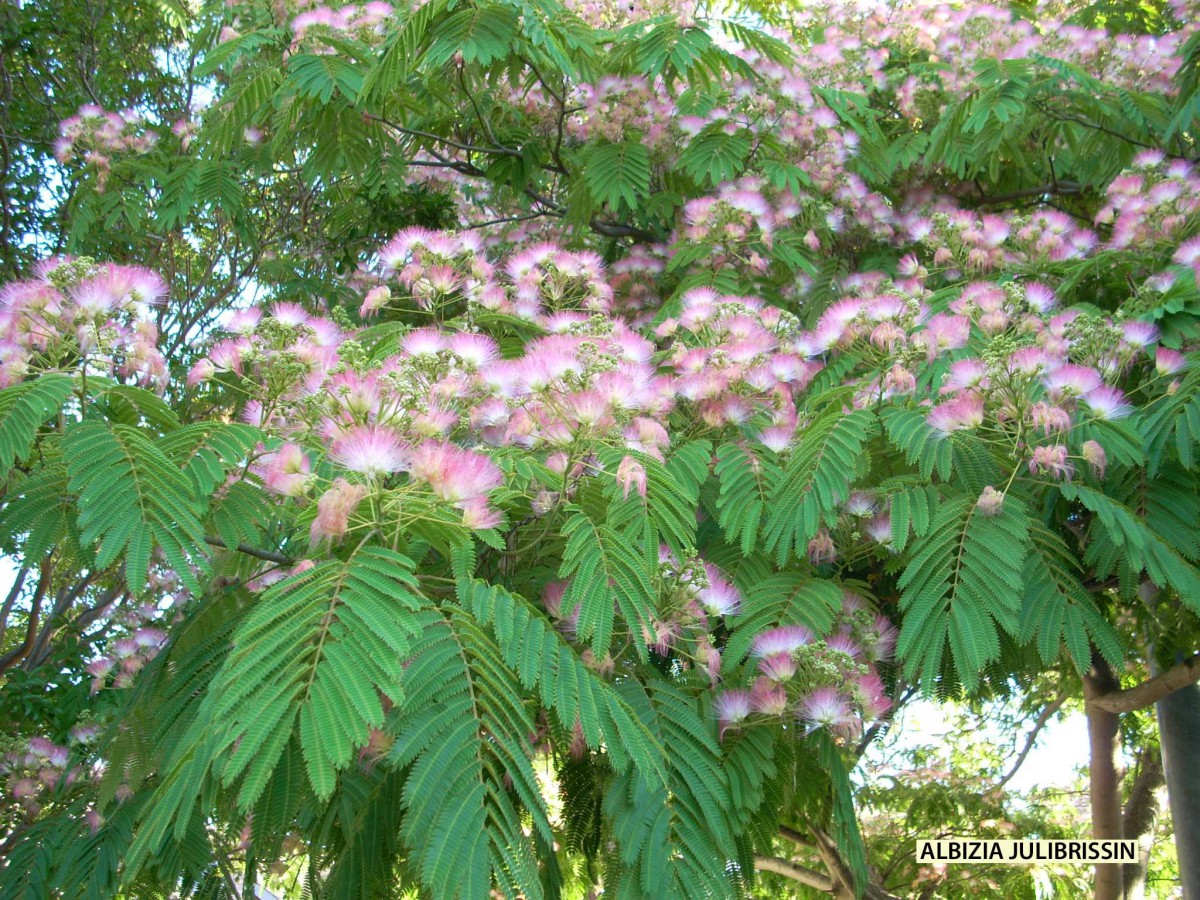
[0, 559, 50, 674]
[996, 692, 1067, 789]
[1088, 652, 1200, 714]
[23, 575, 94, 671]
[754, 856, 835, 891]
[366, 114, 521, 159]
[0, 564, 30, 646]
[204, 536, 294, 565]
[779, 824, 815, 847]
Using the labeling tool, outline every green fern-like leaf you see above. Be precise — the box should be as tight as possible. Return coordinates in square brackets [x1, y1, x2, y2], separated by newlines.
[211, 546, 424, 803]
[389, 607, 546, 899]
[679, 123, 752, 187]
[559, 507, 657, 659]
[605, 677, 736, 899]
[1062, 481, 1200, 608]
[63, 421, 209, 593]
[896, 493, 1030, 691]
[880, 407, 953, 481]
[157, 423, 261, 497]
[0, 374, 74, 471]
[1021, 522, 1124, 671]
[583, 141, 652, 211]
[1141, 357, 1200, 474]
[461, 576, 665, 784]
[0, 461, 81, 559]
[713, 441, 781, 556]
[763, 407, 874, 565]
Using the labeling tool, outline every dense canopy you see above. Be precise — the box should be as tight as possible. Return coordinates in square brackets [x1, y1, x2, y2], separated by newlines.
[1, 0, 1199, 896]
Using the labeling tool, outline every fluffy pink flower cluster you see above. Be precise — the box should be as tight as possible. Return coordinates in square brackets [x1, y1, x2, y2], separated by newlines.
[787, 0, 1189, 102]
[658, 287, 822, 446]
[564, 0, 698, 28]
[365, 228, 614, 320]
[566, 77, 680, 151]
[915, 285, 1170, 477]
[85, 600, 172, 693]
[54, 105, 158, 192]
[0, 257, 168, 389]
[1097, 152, 1200, 250]
[901, 201, 1098, 276]
[716, 591, 896, 742]
[2, 736, 78, 819]
[288, 0, 394, 48]
[606, 244, 669, 326]
[681, 177, 800, 253]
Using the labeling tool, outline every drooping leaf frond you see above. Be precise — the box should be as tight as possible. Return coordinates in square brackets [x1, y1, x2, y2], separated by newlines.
[63, 421, 210, 593]
[763, 407, 874, 565]
[0, 373, 74, 471]
[897, 493, 1030, 691]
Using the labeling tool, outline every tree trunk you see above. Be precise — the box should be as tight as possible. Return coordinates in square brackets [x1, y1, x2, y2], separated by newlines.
[1084, 652, 1124, 900]
[1121, 745, 1164, 900]
[1156, 677, 1200, 899]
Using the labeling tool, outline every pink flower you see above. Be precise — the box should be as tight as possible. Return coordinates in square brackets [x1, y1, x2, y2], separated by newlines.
[1083, 385, 1132, 420]
[1082, 440, 1107, 478]
[976, 486, 1004, 517]
[807, 528, 837, 565]
[927, 393, 984, 435]
[1029, 444, 1073, 480]
[751, 625, 813, 658]
[750, 679, 789, 715]
[1122, 320, 1158, 348]
[331, 426, 408, 477]
[1044, 364, 1102, 398]
[1156, 347, 1187, 376]
[449, 332, 499, 367]
[854, 672, 892, 719]
[409, 441, 502, 503]
[401, 328, 446, 356]
[360, 285, 390, 317]
[261, 443, 313, 496]
[826, 633, 863, 662]
[616, 456, 647, 501]
[698, 563, 740, 616]
[459, 497, 502, 530]
[310, 478, 368, 545]
[866, 615, 897, 663]
[798, 686, 855, 730]
[714, 690, 752, 737]
[758, 652, 797, 681]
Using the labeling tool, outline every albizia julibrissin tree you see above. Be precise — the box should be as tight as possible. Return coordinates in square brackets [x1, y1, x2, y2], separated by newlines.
[2, 0, 1200, 897]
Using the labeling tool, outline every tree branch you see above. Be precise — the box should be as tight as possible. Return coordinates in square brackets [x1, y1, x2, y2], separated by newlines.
[1088, 653, 1200, 714]
[754, 856, 835, 891]
[0, 564, 30, 647]
[204, 536, 294, 565]
[996, 692, 1067, 789]
[367, 114, 521, 159]
[0, 559, 50, 674]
